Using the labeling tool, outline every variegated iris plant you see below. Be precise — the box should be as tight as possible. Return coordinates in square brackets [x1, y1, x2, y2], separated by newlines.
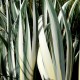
[0, 0, 80, 80]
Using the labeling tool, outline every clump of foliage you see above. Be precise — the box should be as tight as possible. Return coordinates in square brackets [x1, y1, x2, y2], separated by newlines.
[0, 0, 80, 80]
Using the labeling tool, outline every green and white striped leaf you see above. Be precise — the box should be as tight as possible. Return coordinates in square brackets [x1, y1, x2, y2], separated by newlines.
[10, 0, 18, 21]
[32, 0, 38, 76]
[42, 0, 47, 27]
[58, 0, 71, 29]
[58, 2, 72, 79]
[38, 14, 56, 80]
[11, 36, 16, 77]
[68, 0, 79, 24]
[46, 0, 65, 79]
[25, 11, 33, 80]
[18, 12, 24, 80]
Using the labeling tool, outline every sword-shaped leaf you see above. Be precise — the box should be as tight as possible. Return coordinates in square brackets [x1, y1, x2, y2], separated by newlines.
[46, 0, 65, 79]
[38, 14, 56, 80]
